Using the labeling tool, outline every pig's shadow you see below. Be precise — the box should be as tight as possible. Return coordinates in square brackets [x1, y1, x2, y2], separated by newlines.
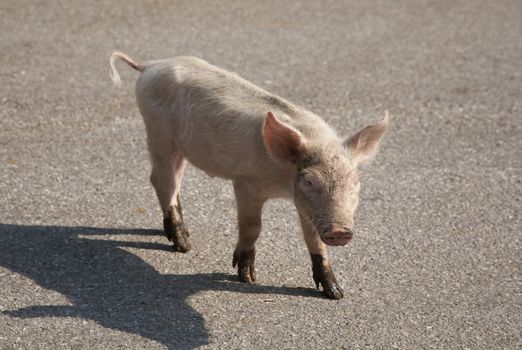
[0, 223, 318, 349]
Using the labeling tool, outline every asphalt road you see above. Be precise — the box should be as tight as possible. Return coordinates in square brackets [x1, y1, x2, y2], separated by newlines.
[1, 1, 521, 349]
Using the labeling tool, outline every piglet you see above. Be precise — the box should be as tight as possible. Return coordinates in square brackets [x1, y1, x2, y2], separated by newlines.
[109, 52, 389, 299]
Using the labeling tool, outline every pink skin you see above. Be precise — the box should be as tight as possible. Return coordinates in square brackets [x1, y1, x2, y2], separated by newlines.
[284, 112, 389, 247]
[110, 52, 389, 298]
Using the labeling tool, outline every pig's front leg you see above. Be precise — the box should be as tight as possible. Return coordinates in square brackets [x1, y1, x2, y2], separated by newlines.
[299, 214, 344, 299]
[232, 180, 266, 283]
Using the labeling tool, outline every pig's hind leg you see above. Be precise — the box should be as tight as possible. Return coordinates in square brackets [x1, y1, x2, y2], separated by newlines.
[298, 214, 344, 300]
[147, 133, 191, 253]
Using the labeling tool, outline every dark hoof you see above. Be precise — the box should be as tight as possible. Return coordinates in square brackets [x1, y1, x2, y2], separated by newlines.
[163, 217, 191, 253]
[172, 240, 191, 253]
[320, 279, 344, 300]
[311, 254, 344, 300]
[232, 247, 256, 283]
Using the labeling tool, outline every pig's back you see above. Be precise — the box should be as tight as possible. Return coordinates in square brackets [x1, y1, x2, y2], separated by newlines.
[140, 56, 306, 122]
[170, 56, 292, 120]
[135, 56, 335, 180]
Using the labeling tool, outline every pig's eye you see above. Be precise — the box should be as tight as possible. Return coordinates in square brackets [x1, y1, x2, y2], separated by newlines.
[303, 155, 313, 165]
[298, 172, 319, 193]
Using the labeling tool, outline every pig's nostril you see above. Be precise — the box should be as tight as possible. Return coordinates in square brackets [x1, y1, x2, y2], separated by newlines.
[321, 228, 354, 246]
[330, 229, 353, 239]
[343, 227, 355, 238]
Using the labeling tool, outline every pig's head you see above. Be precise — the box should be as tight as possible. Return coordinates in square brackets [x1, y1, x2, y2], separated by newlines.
[263, 111, 389, 246]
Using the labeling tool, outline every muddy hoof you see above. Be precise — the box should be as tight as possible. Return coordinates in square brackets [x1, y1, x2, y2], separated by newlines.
[163, 217, 191, 253]
[172, 240, 191, 253]
[232, 247, 256, 283]
[311, 253, 344, 300]
[320, 278, 344, 300]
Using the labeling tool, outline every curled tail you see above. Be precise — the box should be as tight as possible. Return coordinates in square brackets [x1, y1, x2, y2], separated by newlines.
[109, 51, 144, 87]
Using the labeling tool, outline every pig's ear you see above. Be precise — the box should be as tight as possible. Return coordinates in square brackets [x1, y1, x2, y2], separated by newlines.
[344, 111, 389, 166]
[263, 111, 306, 163]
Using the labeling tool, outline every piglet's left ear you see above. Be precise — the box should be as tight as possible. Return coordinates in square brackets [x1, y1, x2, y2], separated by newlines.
[344, 111, 389, 166]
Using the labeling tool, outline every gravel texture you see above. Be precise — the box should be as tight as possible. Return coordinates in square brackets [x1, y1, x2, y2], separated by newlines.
[1, 0, 521, 349]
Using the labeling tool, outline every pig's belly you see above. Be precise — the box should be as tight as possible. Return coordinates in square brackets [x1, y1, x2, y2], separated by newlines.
[170, 111, 268, 180]
[183, 152, 235, 179]
[176, 138, 258, 180]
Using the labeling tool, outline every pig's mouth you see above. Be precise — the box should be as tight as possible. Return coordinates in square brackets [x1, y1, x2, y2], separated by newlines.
[320, 228, 354, 246]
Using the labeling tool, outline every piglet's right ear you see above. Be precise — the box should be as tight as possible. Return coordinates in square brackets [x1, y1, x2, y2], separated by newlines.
[263, 111, 306, 163]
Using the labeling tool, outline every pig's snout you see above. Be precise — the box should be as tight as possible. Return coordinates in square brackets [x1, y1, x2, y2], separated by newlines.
[321, 228, 354, 246]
